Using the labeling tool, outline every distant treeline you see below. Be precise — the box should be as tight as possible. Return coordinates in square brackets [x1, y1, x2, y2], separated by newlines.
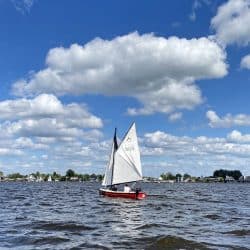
[0, 169, 103, 181]
[160, 172, 191, 181]
[160, 169, 243, 181]
[213, 169, 242, 180]
[1, 168, 243, 182]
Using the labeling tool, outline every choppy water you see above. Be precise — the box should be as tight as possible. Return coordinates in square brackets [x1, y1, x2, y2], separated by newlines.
[0, 182, 249, 250]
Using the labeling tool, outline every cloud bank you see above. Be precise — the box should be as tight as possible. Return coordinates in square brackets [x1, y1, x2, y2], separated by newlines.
[0, 94, 103, 145]
[0, 94, 105, 174]
[142, 130, 250, 176]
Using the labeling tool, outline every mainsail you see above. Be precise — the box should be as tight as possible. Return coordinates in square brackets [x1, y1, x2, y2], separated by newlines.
[102, 123, 142, 186]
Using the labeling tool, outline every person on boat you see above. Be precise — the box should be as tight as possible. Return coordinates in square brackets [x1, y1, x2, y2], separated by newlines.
[111, 185, 117, 191]
[124, 184, 131, 192]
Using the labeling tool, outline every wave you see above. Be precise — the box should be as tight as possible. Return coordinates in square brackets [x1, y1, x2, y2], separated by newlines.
[144, 235, 211, 250]
[101, 220, 120, 224]
[11, 235, 70, 247]
[13, 195, 26, 200]
[39, 202, 52, 206]
[71, 242, 111, 250]
[223, 229, 250, 236]
[32, 236, 70, 245]
[204, 214, 221, 220]
[15, 216, 28, 220]
[33, 221, 96, 232]
[135, 223, 163, 230]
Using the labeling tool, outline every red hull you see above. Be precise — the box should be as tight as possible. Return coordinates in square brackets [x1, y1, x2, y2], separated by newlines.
[99, 188, 146, 200]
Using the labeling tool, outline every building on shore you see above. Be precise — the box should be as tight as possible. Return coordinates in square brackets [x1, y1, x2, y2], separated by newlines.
[225, 176, 235, 182]
[239, 176, 250, 182]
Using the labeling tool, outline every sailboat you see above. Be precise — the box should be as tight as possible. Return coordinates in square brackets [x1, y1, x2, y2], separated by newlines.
[99, 123, 146, 200]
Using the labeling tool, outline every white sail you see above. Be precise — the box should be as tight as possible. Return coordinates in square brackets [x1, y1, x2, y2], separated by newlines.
[102, 129, 118, 186]
[102, 140, 115, 186]
[112, 123, 142, 185]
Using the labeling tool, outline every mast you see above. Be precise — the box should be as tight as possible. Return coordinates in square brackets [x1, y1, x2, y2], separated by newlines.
[110, 128, 118, 187]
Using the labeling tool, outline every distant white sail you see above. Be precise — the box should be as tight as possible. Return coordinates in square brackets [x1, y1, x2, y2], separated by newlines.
[112, 123, 142, 185]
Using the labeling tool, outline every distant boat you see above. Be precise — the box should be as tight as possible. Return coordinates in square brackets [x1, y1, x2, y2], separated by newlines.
[47, 175, 52, 182]
[36, 176, 44, 182]
[99, 123, 146, 200]
[27, 174, 36, 182]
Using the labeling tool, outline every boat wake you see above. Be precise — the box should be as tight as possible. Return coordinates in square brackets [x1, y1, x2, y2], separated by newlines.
[147, 194, 168, 198]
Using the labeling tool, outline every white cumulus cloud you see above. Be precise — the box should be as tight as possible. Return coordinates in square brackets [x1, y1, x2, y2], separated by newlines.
[211, 0, 250, 46]
[240, 54, 250, 69]
[11, 0, 35, 14]
[207, 110, 250, 128]
[0, 94, 103, 159]
[12, 32, 227, 115]
[168, 112, 183, 122]
[0, 94, 103, 129]
[227, 130, 250, 142]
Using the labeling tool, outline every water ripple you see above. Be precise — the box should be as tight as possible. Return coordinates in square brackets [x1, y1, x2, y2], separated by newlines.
[0, 182, 249, 249]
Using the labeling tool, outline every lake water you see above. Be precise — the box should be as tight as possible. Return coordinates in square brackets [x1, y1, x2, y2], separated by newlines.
[0, 182, 249, 249]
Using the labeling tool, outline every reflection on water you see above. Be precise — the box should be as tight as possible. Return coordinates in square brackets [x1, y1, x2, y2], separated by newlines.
[0, 182, 249, 249]
[103, 199, 144, 238]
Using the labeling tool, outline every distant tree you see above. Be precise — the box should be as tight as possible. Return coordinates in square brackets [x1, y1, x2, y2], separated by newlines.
[166, 172, 176, 180]
[82, 174, 90, 181]
[97, 174, 103, 181]
[60, 176, 67, 181]
[90, 173, 97, 180]
[183, 173, 191, 180]
[0, 171, 3, 177]
[40, 173, 47, 179]
[230, 170, 242, 180]
[213, 169, 226, 179]
[160, 172, 176, 180]
[66, 169, 75, 178]
[213, 169, 242, 180]
[41, 174, 48, 181]
[160, 173, 167, 180]
[35, 171, 40, 178]
[52, 171, 61, 180]
[7, 173, 24, 179]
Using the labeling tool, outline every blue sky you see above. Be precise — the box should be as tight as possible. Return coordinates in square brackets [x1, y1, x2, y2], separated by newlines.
[1, 0, 250, 177]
